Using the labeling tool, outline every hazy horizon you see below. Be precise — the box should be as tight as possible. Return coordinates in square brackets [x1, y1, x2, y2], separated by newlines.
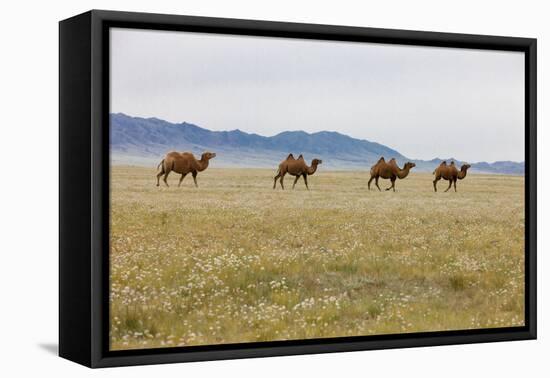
[111, 112, 524, 165]
[110, 28, 525, 163]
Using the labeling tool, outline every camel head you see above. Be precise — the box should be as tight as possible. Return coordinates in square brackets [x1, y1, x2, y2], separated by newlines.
[404, 162, 416, 170]
[312, 158, 323, 166]
[201, 151, 217, 161]
[457, 163, 471, 180]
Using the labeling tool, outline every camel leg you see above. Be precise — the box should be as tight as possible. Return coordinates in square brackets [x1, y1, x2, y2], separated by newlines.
[433, 175, 440, 192]
[192, 171, 198, 188]
[292, 175, 300, 189]
[303, 174, 309, 190]
[375, 177, 381, 191]
[444, 180, 452, 192]
[156, 171, 163, 187]
[156, 161, 165, 187]
[279, 173, 286, 190]
[273, 173, 281, 189]
[385, 178, 396, 192]
[368, 176, 374, 190]
[162, 170, 171, 187]
[453, 179, 457, 192]
[178, 173, 187, 187]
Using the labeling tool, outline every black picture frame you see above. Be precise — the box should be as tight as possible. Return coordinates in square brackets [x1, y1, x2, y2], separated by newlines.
[59, 9, 537, 368]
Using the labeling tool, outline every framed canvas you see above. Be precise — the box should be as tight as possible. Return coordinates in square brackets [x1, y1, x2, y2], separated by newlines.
[59, 10, 537, 368]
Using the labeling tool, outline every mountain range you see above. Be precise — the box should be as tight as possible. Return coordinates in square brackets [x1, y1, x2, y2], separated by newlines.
[110, 113, 524, 174]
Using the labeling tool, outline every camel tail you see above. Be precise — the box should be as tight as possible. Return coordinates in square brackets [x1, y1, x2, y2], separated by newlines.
[157, 159, 165, 171]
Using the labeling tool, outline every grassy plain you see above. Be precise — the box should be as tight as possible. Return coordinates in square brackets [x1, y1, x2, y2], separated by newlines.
[110, 166, 525, 350]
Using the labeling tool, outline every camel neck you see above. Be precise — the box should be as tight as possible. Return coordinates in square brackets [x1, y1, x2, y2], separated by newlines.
[397, 167, 410, 179]
[197, 158, 209, 172]
[307, 162, 318, 175]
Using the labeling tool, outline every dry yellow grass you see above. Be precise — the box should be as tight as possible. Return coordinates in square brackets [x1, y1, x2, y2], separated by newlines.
[109, 166, 525, 350]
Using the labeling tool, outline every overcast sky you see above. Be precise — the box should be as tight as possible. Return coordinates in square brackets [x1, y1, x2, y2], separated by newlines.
[110, 28, 525, 163]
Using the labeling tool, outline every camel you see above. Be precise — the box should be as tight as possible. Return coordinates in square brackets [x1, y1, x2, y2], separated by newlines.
[368, 157, 416, 192]
[273, 154, 322, 190]
[432, 161, 471, 192]
[156, 151, 216, 187]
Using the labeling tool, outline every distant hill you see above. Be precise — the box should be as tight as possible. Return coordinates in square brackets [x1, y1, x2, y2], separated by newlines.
[110, 113, 524, 174]
[417, 158, 525, 175]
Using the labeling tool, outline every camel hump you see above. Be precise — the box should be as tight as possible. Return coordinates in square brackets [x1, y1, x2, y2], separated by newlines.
[370, 157, 384, 173]
[450, 160, 456, 165]
[297, 154, 304, 160]
[286, 153, 295, 160]
[440, 161, 447, 166]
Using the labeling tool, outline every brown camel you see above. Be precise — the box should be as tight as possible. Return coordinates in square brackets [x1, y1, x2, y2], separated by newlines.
[273, 154, 322, 190]
[156, 151, 216, 187]
[368, 157, 416, 192]
[433, 161, 471, 192]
